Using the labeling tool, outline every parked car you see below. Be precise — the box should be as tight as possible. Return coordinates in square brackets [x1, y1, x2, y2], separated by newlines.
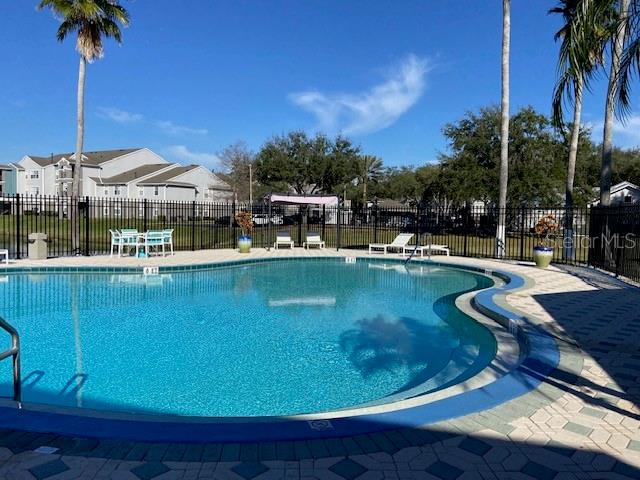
[253, 214, 284, 225]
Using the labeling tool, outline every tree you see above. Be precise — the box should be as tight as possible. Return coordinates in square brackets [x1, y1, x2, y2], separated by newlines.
[357, 155, 383, 204]
[218, 142, 255, 201]
[39, 0, 129, 253]
[438, 106, 576, 206]
[496, 0, 511, 258]
[373, 167, 422, 204]
[601, 0, 629, 205]
[38, 0, 130, 197]
[255, 131, 359, 195]
[550, 0, 610, 259]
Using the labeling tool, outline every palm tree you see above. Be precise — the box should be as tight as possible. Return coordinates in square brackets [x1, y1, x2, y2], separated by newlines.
[601, 0, 629, 206]
[357, 155, 383, 205]
[496, 0, 510, 258]
[550, 0, 610, 260]
[38, 0, 130, 199]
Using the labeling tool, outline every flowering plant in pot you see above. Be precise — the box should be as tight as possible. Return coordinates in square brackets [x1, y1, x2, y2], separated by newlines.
[533, 214, 558, 268]
[235, 211, 253, 253]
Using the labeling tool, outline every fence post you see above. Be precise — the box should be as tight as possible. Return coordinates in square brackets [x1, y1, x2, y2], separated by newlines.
[232, 200, 237, 249]
[191, 201, 196, 251]
[415, 204, 420, 246]
[322, 204, 326, 240]
[84, 196, 90, 256]
[336, 203, 341, 251]
[298, 205, 303, 247]
[463, 206, 469, 257]
[143, 199, 148, 232]
[373, 205, 378, 244]
[520, 205, 526, 261]
[15, 195, 21, 260]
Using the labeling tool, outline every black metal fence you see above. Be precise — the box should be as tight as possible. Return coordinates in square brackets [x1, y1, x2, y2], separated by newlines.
[588, 205, 640, 283]
[1, 195, 638, 282]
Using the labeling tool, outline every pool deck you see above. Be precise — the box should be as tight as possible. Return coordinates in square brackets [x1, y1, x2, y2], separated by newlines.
[0, 248, 639, 479]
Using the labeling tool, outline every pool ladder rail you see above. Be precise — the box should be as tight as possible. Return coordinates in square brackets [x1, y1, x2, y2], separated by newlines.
[0, 316, 21, 403]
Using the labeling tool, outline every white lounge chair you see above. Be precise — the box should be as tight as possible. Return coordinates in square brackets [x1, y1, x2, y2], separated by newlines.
[0, 249, 8, 264]
[402, 244, 450, 257]
[369, 233, 414, 255]
[303, 231, 325, 249]
[274, 231, 295, 249]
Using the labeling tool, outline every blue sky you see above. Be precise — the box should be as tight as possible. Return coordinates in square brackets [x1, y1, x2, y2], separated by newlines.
[1, 0, 639, 170]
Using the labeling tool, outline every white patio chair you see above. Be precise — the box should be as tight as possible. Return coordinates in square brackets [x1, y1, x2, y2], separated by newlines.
[274, 231, 295, 249]
[162, 229, 174, 255]
[144, 230, 166, 257]
[369, 233, 414, 255]
[109, 229, 124, 257]
[303, 231, 325, 249]
[0, 249, 8, 264]
[118, 228, 140, 257]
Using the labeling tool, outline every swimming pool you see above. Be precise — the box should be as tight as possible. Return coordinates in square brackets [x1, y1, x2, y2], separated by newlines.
[0, 258, 496, 418]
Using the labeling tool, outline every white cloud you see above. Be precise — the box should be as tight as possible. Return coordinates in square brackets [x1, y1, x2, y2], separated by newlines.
[588, 115, 640, 148]
[164, 145, 221, 168]
[289, 54, 429, 136]
[156, 120, 208, 136]
[97, 108, 208, 137]
[97, 107, 143, 124]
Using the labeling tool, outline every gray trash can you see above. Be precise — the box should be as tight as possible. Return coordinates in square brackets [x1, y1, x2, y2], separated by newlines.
[28, 233, 48, 260]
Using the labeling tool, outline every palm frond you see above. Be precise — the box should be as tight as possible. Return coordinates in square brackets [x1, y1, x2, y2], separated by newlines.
[616, 35, 640, 116]
[549, 0, 613, 130]
[39, 0, 129, 59]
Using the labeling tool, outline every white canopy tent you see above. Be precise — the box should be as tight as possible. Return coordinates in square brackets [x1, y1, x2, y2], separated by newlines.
[265, 193, 339, 206]
[263, 193, 341, 250]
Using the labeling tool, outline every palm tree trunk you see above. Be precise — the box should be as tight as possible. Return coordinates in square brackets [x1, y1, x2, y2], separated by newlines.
[73, 55, 86, 197]
[363, 178, 367, 205]
[601, 0, 629, 206]
[71, 55, 86, 254]
[496, 0, 510, 258]
[564, 75, 583, 261]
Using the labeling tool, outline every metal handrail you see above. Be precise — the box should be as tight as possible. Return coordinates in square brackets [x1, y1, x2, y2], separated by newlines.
[0, 317, 21, 402]
[404, 232, 425, 265]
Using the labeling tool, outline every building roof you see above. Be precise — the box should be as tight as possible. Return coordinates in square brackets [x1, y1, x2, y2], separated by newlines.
[611, 181, 640, 193]
[91, 164, 172, 185]
[28, 148, 142, 167]
[137, 165, 199, 185]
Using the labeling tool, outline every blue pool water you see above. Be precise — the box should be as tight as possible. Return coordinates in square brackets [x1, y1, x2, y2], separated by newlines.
[0, 259, 495, 417]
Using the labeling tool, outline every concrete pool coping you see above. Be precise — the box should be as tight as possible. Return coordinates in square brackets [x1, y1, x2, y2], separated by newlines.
[0, 254, 560, 442]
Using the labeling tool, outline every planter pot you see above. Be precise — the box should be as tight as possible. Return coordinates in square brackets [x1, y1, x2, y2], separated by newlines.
[238, 235, 252, 253]
[533, 246, 553, 268]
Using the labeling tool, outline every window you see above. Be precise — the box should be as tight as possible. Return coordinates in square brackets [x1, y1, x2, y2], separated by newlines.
[30, 170, 39, 179]
[103, 206, 109, 216]
[154, 186, 159, 196]
[30, 187, 40, 195]
[624, 194, 632, 203]
[138, 206, 144, 218]
[104, 187, 109, 196]
[138, 187, 144, 197]
[113, 206, 122, 216]
[114, 186, 120, 196]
